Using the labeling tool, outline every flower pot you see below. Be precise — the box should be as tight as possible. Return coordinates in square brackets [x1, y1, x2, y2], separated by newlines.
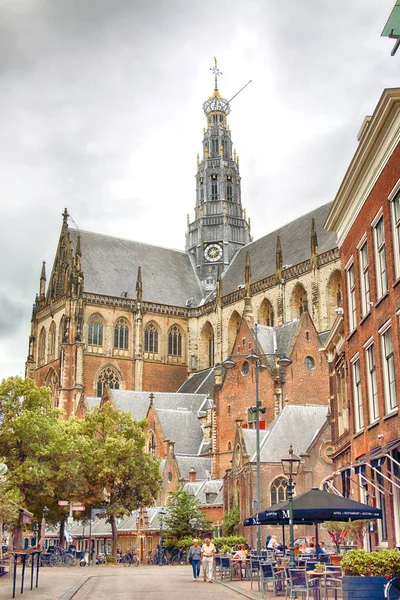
[342, 575, 386, 600]
[329, 555, 343, 566]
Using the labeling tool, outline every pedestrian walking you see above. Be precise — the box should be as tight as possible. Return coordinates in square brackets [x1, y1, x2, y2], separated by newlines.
[188, 539, 202, 580]
[201, 538, 216, 583]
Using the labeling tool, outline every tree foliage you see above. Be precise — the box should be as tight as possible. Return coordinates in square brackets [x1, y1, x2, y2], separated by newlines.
[164, 489, 212, 540]
[70, 402, 161, 557]
[223, 505, 240, 536]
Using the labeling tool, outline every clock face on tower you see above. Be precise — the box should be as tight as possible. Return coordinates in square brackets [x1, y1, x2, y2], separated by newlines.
[204, 243, 223, 262]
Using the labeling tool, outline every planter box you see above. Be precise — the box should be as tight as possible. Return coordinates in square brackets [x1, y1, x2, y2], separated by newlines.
[329, 555, 343, 566]
[342, 576, 386, 600]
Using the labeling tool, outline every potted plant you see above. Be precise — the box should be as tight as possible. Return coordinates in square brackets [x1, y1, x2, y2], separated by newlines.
[341, 549, 400, 600]
[314, 562, 325, 573]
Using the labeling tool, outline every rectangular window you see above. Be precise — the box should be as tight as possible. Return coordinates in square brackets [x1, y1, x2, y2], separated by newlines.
[359, 242, 370, 316]
[392, 192, 400, 279]
[374, 217, 388, 298]
[336, 366, 349, 437]
[352, 359, 364, 432]
[227, 183, 233, 202]
[346, 263, 357, 332]
[381, 328, 397, 413]
[211, 181, 218, 201]
[366, 344, 379, 423]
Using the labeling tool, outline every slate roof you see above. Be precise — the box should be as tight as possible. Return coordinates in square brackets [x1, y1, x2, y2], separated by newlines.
[175, 456, 212, 480]
[184, 479, 223, 506]
[221, 203, 337, 296]
[318, 330, 331, 347]
[257, 404, 329, 463]
[86, 397, 100, 410]
[107, 389, 207, 422]
[256, 320, 299, 366]
[177, 366, 225, 395]
[69, 228, 203, 306]
[156, 408, 204, 455]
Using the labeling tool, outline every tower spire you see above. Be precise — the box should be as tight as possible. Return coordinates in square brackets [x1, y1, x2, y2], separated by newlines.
[39, 261, 46, 299]
[210, 56, 222, 92]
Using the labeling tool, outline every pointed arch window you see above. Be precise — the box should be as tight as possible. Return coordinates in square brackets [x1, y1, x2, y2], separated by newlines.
[227, 181, 233, 202]
[144, 323, 159, 353]
[208, 331, 215, 367]
[38, 327, 46, 366]
[210, 174, 218, 201]
[114, 317, 129, 350]
[168, 325, 182, 357]
[48, 321, 57, 361]
[88, 314, 103, 346]
[96, 365, 120, 397]
[270, 477, 288, 505]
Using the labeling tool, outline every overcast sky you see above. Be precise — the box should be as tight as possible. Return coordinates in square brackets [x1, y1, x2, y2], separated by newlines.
[0, 0, 398, 381]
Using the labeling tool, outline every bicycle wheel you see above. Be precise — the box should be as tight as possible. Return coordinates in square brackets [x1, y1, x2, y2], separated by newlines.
[49, 554, 57, 567]
[132, 556, 139, 567]
[64, 554, 74, 567]
[386, 576, 400, 599]
[122, 555, 131, 567]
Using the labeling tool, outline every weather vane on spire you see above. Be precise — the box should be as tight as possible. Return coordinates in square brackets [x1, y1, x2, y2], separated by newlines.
[210, 56, 222, 90]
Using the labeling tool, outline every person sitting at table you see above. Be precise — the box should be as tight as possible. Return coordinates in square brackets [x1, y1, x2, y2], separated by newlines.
[316, 541, 326, 555]
[304, 541, 316, 555]
[294, 543, 302, 557]
[232, 544, 247, 578]
[266, 535, 279, 550]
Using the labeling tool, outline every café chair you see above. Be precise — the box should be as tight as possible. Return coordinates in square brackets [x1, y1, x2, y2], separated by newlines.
[287, 568, 311, 600]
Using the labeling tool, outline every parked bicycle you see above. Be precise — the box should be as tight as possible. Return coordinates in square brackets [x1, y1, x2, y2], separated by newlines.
[385, 574, 400, 599]
[122, 550, 139, 567]
[171, 549, 187, 564]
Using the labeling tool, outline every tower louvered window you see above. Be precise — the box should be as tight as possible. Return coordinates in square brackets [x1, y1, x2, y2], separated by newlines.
[96, 366, 120, 397]
[114, 318, 129, 350]
[88, 314, 103, 346]
[227, 182, 233, 202]
[168, 325, 182, 356]
[145, 323, 159, 353]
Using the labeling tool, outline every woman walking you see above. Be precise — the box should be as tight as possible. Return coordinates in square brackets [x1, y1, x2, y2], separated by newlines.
[188, 539, 202, 581]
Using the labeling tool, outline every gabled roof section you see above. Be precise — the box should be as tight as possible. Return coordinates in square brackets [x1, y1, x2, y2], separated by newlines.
[175, 456, 212, 480]
[184, 479, 223, 506]
[156, 408, 204, 455]
[221, 203, 336, 296]
[106, 389, 207, 422]
[256, 320, 299, 366]
[69, 228, 203, 306]
[257, 404, 329, 463]
[177, 368, 215, 395]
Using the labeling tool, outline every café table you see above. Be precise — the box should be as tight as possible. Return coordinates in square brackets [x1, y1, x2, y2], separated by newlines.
[307, 570, 325, 600]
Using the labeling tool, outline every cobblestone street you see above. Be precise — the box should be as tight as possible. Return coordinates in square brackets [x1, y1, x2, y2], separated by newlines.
[0, 565, 255, 600]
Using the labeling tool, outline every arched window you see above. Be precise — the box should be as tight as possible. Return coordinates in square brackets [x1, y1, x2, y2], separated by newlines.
[64, 266, 70, 294]
[38, 327, 46, 366]
[48, 321, 57, 361]
[270, 477, 288, 505]
[227, 441, 232, 452]
[228, 311, 241, 353]
[201, 321, 215, 368]
[88, 314, 103, 346]
[114, 317, 129, 350]
[144, 323, 159, 354]
[291, 284, 308, 320]
[326, 270, 342, 328]
[168, 325, 182, 357]
[96, 365, 120, 397]
[258, 299, 274, 326]
[44, 368, 58, 407]
[147, 430, 156, 458]
[59, 315, 66, 350]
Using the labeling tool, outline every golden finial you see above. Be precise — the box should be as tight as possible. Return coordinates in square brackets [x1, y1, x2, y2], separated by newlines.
[203, 127, 206, 133]
[210, 56, 222, 91]
[205, 147, 209, 158]
[234, 149, 237, 160]
[248, 217, 251, 228]
[219, 144, 224, 156]
[187, 213, 190, 226]
[222, 202, 227, 215]
[199, 204, 203, 216]
[243, 208, 247, 219]
[237, 154, 239, 165]
[197, 153, 199, 165]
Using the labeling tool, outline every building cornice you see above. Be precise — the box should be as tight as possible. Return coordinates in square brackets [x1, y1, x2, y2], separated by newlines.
[325, 88, 400, 246]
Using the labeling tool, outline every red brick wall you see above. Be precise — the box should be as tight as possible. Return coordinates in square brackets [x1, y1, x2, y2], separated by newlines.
[143, 362, 188, 392]
[339, 142, 400, 548]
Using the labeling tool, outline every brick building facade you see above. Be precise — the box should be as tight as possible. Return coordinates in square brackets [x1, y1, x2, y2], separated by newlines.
[324, 87, 400, 549]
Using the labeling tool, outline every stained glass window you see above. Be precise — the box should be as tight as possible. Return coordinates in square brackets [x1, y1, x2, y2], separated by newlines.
[144, 323, 159, 353]
[114, 318, 129, 350]
[168, 325, 182, 356]
[88, 314, 103, 346]
[96, 366, 120, 397]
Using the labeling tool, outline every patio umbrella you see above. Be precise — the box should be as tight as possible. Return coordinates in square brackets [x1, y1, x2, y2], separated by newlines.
[244, 488, 382, 552]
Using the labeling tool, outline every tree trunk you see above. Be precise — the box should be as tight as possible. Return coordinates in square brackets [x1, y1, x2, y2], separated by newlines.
[110, 515, 118, 560]
[59, 520, 65, 547]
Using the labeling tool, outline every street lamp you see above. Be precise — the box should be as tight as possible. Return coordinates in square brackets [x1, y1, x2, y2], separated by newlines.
[158, 509, 166, 566]
[222, 322, 292, 557]
[281, 445, 301, 568]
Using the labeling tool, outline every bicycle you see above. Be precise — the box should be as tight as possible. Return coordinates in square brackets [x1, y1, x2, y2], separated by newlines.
[385, 574, 400, 599]
[172, 549, 187, 564]
[122, 550, 139, 567]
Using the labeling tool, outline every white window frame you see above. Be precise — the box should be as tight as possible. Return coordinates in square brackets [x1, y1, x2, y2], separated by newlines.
[372, 210, 388, 299]
[379, 323, 398, 414]
[358, 237, 371, 317]
[351, 354, 364, 432]
[346, 260, 357, 332]
[364, 340, 379, 424]
[390, 189, 400, 280]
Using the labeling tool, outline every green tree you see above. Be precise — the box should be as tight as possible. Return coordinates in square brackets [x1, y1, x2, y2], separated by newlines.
[163, 489, 212, 540]
[0, 377, 84, 534]
[223, 505, 240, 536]
[73, 402, 161, 558]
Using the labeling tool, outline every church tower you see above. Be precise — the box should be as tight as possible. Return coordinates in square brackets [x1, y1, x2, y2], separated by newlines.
[186, 58, 251, 293]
